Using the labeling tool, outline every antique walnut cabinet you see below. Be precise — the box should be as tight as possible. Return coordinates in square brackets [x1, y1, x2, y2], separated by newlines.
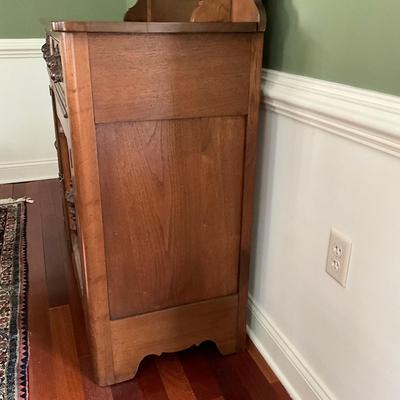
[43, 0, 266, 386]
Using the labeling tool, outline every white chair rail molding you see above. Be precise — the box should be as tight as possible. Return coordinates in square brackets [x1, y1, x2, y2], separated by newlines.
[247, 69, 400, 400]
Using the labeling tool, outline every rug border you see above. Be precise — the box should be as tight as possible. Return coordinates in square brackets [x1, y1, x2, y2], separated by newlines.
[17, 202, 29, 400]
[0, 200, 30, 400]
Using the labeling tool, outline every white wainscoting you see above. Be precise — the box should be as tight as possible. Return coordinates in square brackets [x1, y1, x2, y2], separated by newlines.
[247, 70, 400, 400]
[263, 69, 400, 158]
[0, 39, 58, 184]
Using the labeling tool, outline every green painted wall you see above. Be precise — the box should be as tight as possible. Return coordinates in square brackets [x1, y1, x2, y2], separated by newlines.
[0, 0, 127, 38]
[263, 0, 400, 96]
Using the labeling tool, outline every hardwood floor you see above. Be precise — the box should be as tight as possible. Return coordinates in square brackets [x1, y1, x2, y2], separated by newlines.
[1, 179, 291, 400]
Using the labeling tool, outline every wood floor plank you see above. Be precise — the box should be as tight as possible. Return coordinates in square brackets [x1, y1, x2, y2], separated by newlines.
[66, 254, 91, 359]
[39, 179, 69, 307]
[209, 352, 252, 400]
[179, 345, 224, 400]
[13, 182, 58, 400]
[80, 356, 113, 400]
[49, 305, 86, 400]
[156, 353, 197, 400]
[137, 357, 170, 400]
[111, 378, 145, 400]
[246, 337, 279, 384]
[272, 382, 292, 400]
[246, 339, 291, 399]
[0, 183, 13, 198]
[52, 179, 91, 358]
[228, 352, 281, 400]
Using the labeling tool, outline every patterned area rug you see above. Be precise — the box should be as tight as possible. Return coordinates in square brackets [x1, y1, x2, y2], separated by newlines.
[0, 199, 29, 400]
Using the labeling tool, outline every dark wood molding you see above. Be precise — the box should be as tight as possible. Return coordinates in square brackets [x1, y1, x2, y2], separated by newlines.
[52, 20, 260, 33]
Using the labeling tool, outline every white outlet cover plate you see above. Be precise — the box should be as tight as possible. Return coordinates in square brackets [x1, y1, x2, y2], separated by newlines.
[326, 228, 352, 287]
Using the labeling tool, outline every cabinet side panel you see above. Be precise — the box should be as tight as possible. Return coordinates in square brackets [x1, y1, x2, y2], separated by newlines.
[88, 33, 251, 123]
[96, 116, 245, 319]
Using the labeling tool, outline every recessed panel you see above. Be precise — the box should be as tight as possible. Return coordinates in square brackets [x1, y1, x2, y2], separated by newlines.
[97, 117, 245, 319]
[89, 33, 251, 123]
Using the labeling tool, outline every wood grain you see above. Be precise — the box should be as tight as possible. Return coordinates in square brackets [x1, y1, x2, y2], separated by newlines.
[120, 0, 264, 26]
[246, 337, 279, 384]
[272, 382, 292, 400]
[232, 0, 262, 24]
[52, 21, 259, 33]
[156, 354, 197, 400]
[49, 305, 86, 400]
[191, 0, 231, 22]
[89, 34, 251, 124]
[207, 348, 253, 400]
[110, 295, 238, 383]
[39, 180, 69, 307]
[13, 182, 58, 400]
[229, 352, 280, 400]
[60, 32, 114, 385]
[80, 356, 114, 400]
[50, 3, 266, 383]
[137, 357, 170, 400]
[179, 345, 223, 400]
[125, 0, 201, 22]
[97, 117, 244, 318]
[236, 33, 264, 350]
[124, 0, 149, 21]
[152, 0, 199, 22]
[111, 379, 145, 400]
[5, 181, 291, 400]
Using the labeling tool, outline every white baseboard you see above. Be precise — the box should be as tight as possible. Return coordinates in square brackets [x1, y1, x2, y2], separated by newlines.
[0, 160, 58, 184]
[262, 69, 400, 158]
[247, 297, 335, 400]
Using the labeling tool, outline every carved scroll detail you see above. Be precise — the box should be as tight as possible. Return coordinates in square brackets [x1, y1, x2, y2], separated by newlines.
[191, 0, 232, 22]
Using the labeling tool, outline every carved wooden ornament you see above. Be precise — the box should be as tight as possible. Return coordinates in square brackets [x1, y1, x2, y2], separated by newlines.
[191, 0, 232, 22]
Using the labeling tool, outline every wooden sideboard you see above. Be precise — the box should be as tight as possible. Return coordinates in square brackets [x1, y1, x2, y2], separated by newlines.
[43, 0, 266, 386]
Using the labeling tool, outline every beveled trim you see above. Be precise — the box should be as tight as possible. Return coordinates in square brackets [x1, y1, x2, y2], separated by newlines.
[0, 39, 43, 59]
[52, 21, 258, 33]
[262, 69, 400, 158]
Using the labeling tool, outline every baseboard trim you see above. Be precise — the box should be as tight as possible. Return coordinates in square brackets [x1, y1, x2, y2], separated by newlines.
[0, 39, 43, 59]
[262, 69, 400, 158]
[0, 159, 58, 184]
[247, 297, 335, 400]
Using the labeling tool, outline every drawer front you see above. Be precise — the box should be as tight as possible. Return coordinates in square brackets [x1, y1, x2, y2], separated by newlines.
[88, 33, 251, 123]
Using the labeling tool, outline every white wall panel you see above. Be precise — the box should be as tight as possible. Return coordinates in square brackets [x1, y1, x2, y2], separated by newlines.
[0, 39, 57, 184]
[248, 70, 400, 400]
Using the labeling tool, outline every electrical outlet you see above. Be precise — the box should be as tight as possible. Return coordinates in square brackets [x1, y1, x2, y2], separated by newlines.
[326, 229, 352, 287]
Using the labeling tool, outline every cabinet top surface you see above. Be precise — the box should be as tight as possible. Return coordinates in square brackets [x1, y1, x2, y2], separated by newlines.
[50, 20, 260, 33]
